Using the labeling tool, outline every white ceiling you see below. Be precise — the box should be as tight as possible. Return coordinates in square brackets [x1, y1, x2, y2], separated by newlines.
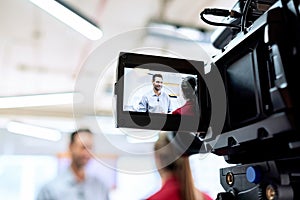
[0, 0, 237, 153]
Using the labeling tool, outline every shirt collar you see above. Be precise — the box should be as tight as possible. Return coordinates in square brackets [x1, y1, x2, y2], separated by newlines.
[64, 167, 78, 186]
[151, 90, 162, 97]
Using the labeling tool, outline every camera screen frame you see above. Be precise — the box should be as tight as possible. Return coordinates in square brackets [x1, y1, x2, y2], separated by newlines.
[114, 52, 211, 132]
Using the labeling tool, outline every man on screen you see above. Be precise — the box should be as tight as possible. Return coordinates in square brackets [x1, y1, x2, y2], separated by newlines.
[136, 73, 173, 113]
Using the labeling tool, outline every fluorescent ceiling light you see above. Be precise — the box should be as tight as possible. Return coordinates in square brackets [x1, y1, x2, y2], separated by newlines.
[0, 92, 82, 108]
[148, 21, 210, 43]
[126, 135, 159, 143]
[7, 121, 62, 141]
[30, 0, 103, 40]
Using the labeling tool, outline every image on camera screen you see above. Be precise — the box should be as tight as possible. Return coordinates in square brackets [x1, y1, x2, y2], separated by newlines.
[115, 52, 210, 132]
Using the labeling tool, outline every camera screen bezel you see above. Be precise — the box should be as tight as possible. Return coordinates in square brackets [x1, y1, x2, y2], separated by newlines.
[115, 52, 210, 132]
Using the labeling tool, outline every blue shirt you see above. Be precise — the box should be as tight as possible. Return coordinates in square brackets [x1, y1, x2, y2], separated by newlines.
[36, 167, 110, 200]
[137, 90, 173, 113]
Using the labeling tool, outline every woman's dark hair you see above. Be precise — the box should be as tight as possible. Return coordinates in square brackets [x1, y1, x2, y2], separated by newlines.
[181, 76, 197, 100]
[154, 132, 197, 200]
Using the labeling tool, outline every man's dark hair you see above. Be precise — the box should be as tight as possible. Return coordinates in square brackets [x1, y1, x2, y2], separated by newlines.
[152, 74, 163, 82]
[70, 128, 93, 144]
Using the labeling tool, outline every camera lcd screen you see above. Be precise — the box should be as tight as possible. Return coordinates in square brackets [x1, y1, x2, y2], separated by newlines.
[115, 52, 210, 132]
[226, 52, 259, 128]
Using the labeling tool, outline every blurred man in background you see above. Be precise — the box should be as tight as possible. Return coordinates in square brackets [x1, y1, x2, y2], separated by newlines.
[36, 128, 110, 200]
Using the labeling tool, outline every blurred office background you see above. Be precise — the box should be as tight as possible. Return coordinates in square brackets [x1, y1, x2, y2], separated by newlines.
[0, 0, 236, 199]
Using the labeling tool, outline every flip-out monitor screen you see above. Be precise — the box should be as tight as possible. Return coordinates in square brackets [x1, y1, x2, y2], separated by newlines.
[115, 52, 210, 132]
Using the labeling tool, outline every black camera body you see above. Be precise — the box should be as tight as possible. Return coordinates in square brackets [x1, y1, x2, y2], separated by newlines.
[211, 0, 300, 164]
[114, 0, 300, 198]
[209, 0, 300, 199]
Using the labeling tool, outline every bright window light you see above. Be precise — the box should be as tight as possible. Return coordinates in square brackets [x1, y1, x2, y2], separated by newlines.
[30, 0, 103, 40]
[0, 92, 82, 108]
[7, 121, 62, 141]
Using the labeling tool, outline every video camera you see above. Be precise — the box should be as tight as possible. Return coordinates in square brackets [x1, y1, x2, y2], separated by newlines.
[115, 0, 300, 199]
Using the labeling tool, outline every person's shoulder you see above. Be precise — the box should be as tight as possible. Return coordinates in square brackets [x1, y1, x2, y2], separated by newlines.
[172, 107, 181, 115]
[202, 192, 213, 200]
[41, 168, 72, 189]
[143, 90, 154, 96]
[36, 178, 57, 200]
[39, 173, 65, 190]
[147, 188, 181, 200]
[147, 178, 181, 200]
[87, 174, 109, 189]
[161, 91, 171, 99]
[195, 189, 213, 200]
[161, 90, 169, 95]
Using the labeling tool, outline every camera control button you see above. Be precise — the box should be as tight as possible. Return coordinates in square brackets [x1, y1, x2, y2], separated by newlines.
[246, 166, 261, 184]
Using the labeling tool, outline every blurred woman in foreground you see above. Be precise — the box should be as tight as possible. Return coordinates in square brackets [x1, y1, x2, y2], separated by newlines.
[146, 132, 213, 200]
